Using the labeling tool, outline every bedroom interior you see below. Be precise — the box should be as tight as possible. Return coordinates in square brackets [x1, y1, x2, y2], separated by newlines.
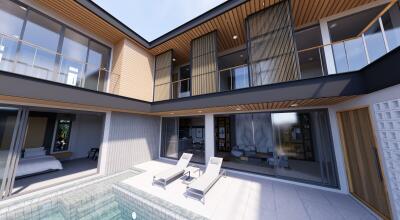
[7, 108, 105, 195]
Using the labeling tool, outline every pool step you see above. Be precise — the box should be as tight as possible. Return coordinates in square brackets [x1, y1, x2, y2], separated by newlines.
[79, 201, 121, 220]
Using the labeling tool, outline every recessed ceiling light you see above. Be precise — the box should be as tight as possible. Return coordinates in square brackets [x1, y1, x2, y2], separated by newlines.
[308, 57, 314, 61]
[19, 6, 27, 11]
[290, 103, 299, 107]
[169, 112, 175, 115]
[236, 108, 241, 111]
[329, 23, 337, 29]
[239, 54, 243, 58]
[262, 2, 265, 6]
[172, 58, 176, 62]
[233, 35, 238, 40]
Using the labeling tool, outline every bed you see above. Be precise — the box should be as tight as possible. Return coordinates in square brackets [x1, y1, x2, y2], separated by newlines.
[16, 147, 63, 178]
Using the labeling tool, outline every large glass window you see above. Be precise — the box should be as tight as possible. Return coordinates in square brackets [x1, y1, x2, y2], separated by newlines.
[295, 26, 327, 79]
[85, 41, 110, 91]
[161, 116, 205, 164]
[0, 1, 26, 72]
[60, 28, 89, 86]
[214, 110, 338, 187]
[16, 11, 61, 80]
[0, 1, 111, 92]
[218, 49, 249, 91]
[0, 107, 19, 190]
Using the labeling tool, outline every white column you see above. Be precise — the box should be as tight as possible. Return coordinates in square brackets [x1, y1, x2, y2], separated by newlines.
[327, 108, 349, 193]
[320, 20, 337, 75]
[98, 111, 112, 175]
[204, 113, 215, 164]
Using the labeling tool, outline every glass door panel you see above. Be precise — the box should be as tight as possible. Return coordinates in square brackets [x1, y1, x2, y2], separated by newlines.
[0, 106, 23, 198]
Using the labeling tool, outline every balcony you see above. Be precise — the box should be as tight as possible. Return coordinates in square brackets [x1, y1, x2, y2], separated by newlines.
[0, 33, 111, 93]
[154, 2, 400, 102]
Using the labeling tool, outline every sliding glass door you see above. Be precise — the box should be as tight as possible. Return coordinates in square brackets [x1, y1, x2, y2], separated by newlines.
[0, 106, 27, 198]
[214, 109, 338, 187]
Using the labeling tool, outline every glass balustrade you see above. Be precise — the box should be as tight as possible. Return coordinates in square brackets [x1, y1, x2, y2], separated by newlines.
[0, 33, 109, 92]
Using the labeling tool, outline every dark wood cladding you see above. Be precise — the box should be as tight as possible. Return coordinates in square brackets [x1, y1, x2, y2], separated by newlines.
[191, 32, 218, 96]
[247, 0, 300, 86]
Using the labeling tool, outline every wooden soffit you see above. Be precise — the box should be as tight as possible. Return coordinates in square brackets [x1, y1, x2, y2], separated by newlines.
[154, 96, 357, 116]
[149, 0, 379, 64]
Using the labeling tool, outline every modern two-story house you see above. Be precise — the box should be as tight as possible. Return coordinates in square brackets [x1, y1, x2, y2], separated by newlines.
[0, 0, 400, 219]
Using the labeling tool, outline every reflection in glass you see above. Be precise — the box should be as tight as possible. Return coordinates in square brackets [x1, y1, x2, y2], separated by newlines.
[53, 119, 72, 152]
[16, 11, 61, 79]
[364, 21, 387, 62]
[0, 107, 19, 187]
[0, 1, 26, 38]
[214, 110, 338, 187]
[85, 41, 110, 91]
[161, 116, 205, 164]
[332, 37, 368, 73]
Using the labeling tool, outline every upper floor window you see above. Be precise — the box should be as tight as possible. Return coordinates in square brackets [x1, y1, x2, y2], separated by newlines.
[0, 0, 111, 92]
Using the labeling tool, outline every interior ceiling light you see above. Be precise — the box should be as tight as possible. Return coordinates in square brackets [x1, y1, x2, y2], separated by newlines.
[308, 57, 314, 61]
[329, 23, 337, 28]
[172, 58, 176, 62]
[290, 103, 299, 107]
[240, 54, 244, 58]
[233, 35, 238, 40]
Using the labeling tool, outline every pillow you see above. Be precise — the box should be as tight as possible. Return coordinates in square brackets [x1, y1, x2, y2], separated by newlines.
[24, 147, 46, 158]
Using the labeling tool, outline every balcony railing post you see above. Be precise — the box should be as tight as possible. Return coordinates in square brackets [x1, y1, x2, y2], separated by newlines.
[361, 33, 371, 64]
[318, 48, 325, 76]
[230, 69, 233, 91]
[97, 68, 101, 91]
[378, 17, 390, 53]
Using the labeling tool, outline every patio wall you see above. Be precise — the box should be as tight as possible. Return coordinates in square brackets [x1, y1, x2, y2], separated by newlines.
[100, 112, 161, 174]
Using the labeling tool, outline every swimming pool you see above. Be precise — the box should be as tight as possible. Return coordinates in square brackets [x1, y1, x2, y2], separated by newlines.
[0, 169, 207, 220]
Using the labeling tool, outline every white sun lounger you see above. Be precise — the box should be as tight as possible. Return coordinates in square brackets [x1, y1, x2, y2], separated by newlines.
[185, 157, 226, 203]
[153, 153, 193, 188]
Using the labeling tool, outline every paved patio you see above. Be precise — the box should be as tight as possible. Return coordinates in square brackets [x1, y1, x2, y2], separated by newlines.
[124, 160, 378, 220]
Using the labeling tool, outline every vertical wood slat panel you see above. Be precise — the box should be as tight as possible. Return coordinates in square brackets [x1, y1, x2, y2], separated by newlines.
[105, 112, 160, 174]
[191, 32, 218, 96]
[154, 51, 172, 101]
[247, 0, 300, 87]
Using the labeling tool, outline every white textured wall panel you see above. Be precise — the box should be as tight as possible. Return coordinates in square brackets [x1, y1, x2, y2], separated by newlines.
[104, 112, 160, 174]
[374, 99, 400, 218]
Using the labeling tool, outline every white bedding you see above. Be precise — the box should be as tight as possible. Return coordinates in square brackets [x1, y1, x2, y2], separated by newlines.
[16, 155, 63, 177]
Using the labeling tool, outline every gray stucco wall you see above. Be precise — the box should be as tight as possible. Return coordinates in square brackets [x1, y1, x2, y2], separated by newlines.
[104, 112, 160, 174]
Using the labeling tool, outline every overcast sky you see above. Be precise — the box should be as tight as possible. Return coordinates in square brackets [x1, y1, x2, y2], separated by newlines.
[92, 0, 226, 41]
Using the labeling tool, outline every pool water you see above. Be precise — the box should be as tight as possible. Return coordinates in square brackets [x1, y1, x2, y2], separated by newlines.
[0, 170, 207, 220]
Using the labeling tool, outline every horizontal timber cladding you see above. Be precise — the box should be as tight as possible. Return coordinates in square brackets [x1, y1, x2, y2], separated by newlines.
[105, 112, 161, 174]
[247, 0, 300, 87]
[191, 32, 218, 96]
[154, 50, 173, 101]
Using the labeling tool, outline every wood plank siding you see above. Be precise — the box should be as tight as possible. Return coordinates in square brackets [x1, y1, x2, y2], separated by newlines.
[247, 0, 300, 86]
[154, 51, 173, 101]
[191, 32, 218, 96]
